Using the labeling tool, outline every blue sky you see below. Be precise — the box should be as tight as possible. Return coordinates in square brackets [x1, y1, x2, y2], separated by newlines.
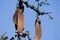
[0, 0, 60, 40]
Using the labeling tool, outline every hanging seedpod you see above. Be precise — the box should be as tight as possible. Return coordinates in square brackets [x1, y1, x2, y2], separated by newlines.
[13, 7, 24, 33]
[17, 8, 24, 33]
[34, 17, 42, 40]
[13, 0, 24, 34]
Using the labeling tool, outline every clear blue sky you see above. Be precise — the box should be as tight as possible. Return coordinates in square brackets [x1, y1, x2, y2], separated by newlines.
[0, 0, 60, 40]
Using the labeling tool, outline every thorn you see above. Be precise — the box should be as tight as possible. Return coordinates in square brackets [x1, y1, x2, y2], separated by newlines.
[35, 0, 39, 1]
[5, 36, 8, 39]
[10, 37, 14, 40]
[47, 3, 50, 5]
[15, 35, 17, 37]
[48, 14, 53, 20]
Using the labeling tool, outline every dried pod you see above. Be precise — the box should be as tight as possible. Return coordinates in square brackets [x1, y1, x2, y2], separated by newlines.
[13, 7, 24, 33]
[34, 17, 42, 40]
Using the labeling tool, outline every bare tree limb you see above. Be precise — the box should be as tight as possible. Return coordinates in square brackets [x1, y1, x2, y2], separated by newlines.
[24, 2, 50, 15]
[24, 2, 53, 20]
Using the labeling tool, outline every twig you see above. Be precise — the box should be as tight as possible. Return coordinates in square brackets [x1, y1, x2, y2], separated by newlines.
[24, 2, 50, 15]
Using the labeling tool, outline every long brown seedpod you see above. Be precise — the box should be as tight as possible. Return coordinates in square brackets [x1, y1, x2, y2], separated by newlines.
[13, 0, 24, 33]
[34, 17, 42, 40]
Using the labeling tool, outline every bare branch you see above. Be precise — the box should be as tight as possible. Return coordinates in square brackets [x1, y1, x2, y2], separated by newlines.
[24, 2, 50, 15]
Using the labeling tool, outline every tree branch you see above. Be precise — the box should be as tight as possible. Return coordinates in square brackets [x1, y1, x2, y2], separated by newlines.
[24, 2, 49, 15]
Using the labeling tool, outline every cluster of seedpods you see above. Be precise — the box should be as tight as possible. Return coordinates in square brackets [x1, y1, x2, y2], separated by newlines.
[12, 0, 52, 40]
